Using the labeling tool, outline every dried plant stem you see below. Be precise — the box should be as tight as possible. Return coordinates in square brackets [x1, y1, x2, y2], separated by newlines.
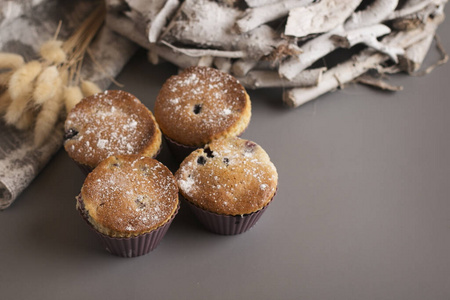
[33, 66, 62, 105]
[0, 53, 25, 70]
[34, 87, 64, 147]
[15, 109, 36, 130]
[5, 61, 42, 124]
[81, 80, 102, 97]
[64, 86, 83, 113]
[0, 92, 12, 115]
[62, 4, 106, 85]
[0, 71, 13, 87]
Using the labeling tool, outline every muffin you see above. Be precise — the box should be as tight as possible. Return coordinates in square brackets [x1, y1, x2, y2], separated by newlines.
[77, 154, 179, 257]
[64, 90, 162, 174]
[154, 66, 251, 161]
[175, 137, 278, 235]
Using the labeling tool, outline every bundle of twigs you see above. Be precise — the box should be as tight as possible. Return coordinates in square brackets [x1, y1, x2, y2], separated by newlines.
[106, 0, 448, 108]
[0, 4, 104, 146]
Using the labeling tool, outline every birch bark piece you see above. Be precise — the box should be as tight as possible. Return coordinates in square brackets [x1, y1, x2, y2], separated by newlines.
[245, 0, 280, 7]
[165, 0, 241, 48]
[386, 0, 445, 21]
[283, 50, 387, 108]
[148, 0, 180, 43]
[161, 40, 246, 58]
[238, 68, 325, 89]
[399, 35, 435, 73]
[284, 0, 362, 37]
[283, 11, 445, 108]
[345, 0, 399, 30]
[236, 0, 314, 33]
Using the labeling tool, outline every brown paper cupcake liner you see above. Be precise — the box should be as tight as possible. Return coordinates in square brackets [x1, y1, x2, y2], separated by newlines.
[77, 195, 179, 257]
[164, 125, 248, 164]
[74, 161, 94, 176]
[184, 190, 276, 235]
[164, 135, 199, 163]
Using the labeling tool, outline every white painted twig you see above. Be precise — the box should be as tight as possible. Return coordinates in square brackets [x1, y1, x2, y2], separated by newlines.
[283, 50, 386, 107]
[279, 24, 393, 80]
[213, 57, 232, 73]
[148, 44, 202, 69]
[283, 13, 445, 108]
[160, 40, 246, 58]
[400, 34, 435, 73]
[106, 12, 151, 48]
[279, 27, 343, 80]
[386, 0, 445, 20]
[345, 0, 399, 30]
[284, 0, 362, 37]
[245, 0, 279, 7]
[148, 0, 180, 43]
[331, 24, 404, 62]
[231, 59, 260, 77]
[236, 0, 314, 33]
[238, 68, 325, 89]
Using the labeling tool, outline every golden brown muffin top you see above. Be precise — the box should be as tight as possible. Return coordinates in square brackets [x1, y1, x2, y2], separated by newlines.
[154, 66, 251, 147]
[175, 137, 278, 216]
[79, 155, 179, 237]
[64, 90, 161, 168]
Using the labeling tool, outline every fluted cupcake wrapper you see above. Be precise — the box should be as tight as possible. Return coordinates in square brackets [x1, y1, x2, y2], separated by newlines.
[78, 201, 179, 258]
[74, 161, 94, 176]
[163, 135, 199, 163]
[184, 193, 275, 235]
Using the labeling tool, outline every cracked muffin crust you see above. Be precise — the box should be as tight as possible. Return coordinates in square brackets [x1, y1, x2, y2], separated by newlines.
[64, 90, 161, 169]
[175, 137, 278, 216]
[78, 154, 179, 238]
[154, 66, 251, 147]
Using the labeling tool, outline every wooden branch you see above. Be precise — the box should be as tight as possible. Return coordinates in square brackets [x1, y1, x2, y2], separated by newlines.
[231, 59, 260, 77]
[399, 35, 435, 73]
[244, 0, 279, 7]
[331, 24, 404, 63]
[106, 12, 151, 48]
[148, 44, 203, 69]
[279, 24, 393, 80]
[283, 12, 445, 108]
[236, 0, 314, 33]
[345, 0, 399, 30]
[355, 73, 403, 91]
[284, 0, 362, 37]
[386, 0, 445, 20]
[148, 0, 180, 43]
[213, 57, 232, 73]
[160, 40, 246, 58]
[238, 68, 325, 89]
[283, 50, 386, 107]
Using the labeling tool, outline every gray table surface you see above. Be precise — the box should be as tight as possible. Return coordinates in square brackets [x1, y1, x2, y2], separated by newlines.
[1, 17, 450, 300]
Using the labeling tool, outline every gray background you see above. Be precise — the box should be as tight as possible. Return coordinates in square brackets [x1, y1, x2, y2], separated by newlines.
[1, 17, 449, 300]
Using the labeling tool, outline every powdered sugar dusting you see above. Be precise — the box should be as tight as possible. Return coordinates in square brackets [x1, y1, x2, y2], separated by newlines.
[176, 138, 277, 215]
[155, 67, 249, 145]
[64, 90, 158, 167]
[81, 155, 178, 237]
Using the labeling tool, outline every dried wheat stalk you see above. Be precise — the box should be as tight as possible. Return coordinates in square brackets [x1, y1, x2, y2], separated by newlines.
[0, 3, 105, 146]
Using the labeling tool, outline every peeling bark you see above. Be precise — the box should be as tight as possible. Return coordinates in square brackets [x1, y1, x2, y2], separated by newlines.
[285, 0, 362, 37]
[236, 0, 314, 33]
[345, 0, 399, 30]
[283, 12, 445, 107]
[238, 68, 325, 89]
[148, 0, 180, 43]
[279, 24, 395, 80]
